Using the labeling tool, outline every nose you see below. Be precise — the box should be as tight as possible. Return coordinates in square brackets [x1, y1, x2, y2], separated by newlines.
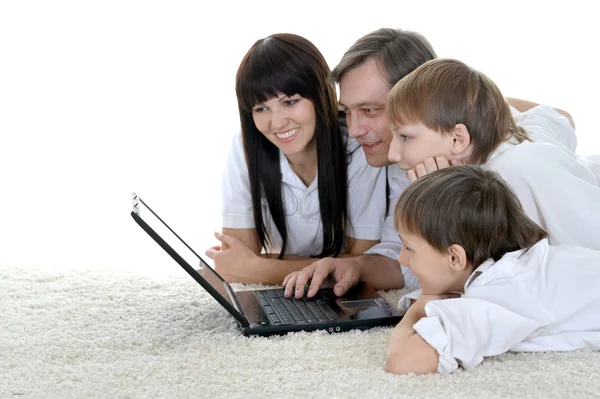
[388, 135, 402, 163]
[346, 111, 367, 138]
[271, 108, 289, 131]
[398, 248, 409, 267]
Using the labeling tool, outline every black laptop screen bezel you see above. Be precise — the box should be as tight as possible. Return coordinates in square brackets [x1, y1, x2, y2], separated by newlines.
[131, 193, 250, 327]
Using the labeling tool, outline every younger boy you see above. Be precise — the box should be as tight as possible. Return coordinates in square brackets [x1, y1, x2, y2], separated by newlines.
[386, 165, 600, 375]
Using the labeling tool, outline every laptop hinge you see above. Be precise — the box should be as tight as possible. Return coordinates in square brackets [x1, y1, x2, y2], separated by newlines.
[224, 283, 249, 326]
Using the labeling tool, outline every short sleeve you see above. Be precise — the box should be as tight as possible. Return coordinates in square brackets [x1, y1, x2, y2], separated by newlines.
[413, 297, 546, 373]
[345, 140, 386, 240]
[221, 133, 255, 228]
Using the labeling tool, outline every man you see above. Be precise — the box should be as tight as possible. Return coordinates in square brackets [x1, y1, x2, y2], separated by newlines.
[283, 29, 436, 298]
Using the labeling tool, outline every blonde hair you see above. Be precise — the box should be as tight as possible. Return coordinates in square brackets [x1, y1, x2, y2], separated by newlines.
[387, 58, 530, 165]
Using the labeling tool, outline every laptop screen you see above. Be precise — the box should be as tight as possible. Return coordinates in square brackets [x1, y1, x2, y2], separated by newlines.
[131, 193, 237, 310]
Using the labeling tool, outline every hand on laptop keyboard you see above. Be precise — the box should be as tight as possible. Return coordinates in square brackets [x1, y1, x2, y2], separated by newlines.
[282, 257, 359, 299]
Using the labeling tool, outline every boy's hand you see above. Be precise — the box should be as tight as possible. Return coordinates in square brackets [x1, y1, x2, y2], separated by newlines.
[407, 156, 463, 183]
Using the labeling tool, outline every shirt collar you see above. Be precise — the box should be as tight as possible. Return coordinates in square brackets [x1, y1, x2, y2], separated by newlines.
[464, 258, 496, 289]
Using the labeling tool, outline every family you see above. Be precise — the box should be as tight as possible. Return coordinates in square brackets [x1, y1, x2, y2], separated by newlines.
[204, 28, 600, 374]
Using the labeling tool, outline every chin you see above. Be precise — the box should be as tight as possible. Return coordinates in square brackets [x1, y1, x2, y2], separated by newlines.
[367, 154, 392, 168]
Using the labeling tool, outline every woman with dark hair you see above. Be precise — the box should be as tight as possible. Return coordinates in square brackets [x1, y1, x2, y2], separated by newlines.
[205, 33, 386, 285]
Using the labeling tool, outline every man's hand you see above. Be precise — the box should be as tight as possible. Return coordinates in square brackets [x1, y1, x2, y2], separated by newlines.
[282, 257, 361, 299]
[205, 232, 259, 283]
[406, 156, 463, 183]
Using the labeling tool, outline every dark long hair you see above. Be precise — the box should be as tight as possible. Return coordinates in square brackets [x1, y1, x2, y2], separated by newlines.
[235, 33, 347, 259]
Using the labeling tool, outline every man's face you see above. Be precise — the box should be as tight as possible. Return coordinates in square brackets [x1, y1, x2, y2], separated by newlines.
[338, 58, 393, 168]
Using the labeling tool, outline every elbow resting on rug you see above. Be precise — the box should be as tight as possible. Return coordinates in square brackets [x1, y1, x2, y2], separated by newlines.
[385, 334, 440, 375]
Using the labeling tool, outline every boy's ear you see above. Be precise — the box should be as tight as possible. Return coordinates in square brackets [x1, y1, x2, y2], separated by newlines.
[447, 244, 469, 272]
[450, 123, 471, 156]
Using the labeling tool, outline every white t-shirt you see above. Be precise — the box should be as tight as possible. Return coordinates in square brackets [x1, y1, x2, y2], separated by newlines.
[398, 239, 600, 373]
[486, 106, 600, 250]
[221, 132, 386, 256]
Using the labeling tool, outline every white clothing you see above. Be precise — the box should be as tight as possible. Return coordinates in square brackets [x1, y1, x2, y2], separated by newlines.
[511, 105, 600, 184]
[221, 132, 386, 256]
[485, 106, 600, 250]
[363, 164, 419, 289]
[398, 239, 600, 373]
[368, 105, 600, 289]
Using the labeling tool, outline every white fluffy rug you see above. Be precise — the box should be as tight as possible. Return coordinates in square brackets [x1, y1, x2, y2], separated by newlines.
[2, 265, 599, 398]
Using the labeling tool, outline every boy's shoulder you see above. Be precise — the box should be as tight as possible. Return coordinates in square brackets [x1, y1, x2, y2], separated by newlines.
[486, 140, 574, 181]
[465, 240, 549, 292]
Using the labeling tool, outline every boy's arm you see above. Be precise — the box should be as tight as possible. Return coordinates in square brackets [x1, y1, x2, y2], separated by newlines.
[385, 299, 439, 375]
[388, 295, 547, 374]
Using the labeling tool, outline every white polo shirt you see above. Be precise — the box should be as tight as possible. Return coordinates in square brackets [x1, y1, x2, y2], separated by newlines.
[399, 239, 600, 373]
[221, 132, 386, 256]
[363, 164, 418, 289]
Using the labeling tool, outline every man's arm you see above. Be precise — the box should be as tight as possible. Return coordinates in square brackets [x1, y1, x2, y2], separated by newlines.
[283, 253, 404, 298]
[355, 254, 405, 290]
[505, 97, 575, 129]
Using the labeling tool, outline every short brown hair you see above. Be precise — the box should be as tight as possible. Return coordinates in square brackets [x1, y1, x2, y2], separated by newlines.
[387, 58, 530, 164]
[331, 28, 436, 87]
[395, 165, 548, 268]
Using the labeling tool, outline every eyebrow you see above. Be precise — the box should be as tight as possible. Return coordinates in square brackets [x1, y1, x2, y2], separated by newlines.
[397, 232, 412, 246]
[339, 101, 384, 108]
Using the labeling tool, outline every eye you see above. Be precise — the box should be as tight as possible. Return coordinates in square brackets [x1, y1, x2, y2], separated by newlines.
[253, 106, 267, 113]
[284, 98, 299, 106]
[401, 135, 410, 141]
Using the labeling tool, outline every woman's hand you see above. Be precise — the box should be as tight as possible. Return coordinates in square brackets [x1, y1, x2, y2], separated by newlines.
[205, 232, 260, 283]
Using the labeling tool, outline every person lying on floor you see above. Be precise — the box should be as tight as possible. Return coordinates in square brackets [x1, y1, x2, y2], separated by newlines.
[385, 165, 600, 375]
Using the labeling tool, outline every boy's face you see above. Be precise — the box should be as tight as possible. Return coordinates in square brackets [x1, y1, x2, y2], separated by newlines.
[397, 224, 464, 295]
[388, 123, 453, 170]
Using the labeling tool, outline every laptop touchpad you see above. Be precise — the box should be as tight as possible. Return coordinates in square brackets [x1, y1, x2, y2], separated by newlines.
[340, 299, 380, 309]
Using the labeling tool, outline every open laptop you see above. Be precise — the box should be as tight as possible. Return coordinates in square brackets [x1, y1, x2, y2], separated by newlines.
[130, 192, 402, 337]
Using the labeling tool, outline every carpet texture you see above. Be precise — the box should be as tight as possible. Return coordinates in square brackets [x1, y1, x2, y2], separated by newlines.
[2, 265, 598, 398]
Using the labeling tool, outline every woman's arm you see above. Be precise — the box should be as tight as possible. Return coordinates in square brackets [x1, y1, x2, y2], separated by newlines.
[344, 236, 379, 256]
[206, 229, 319, 285]
[505, 97, 575, 129]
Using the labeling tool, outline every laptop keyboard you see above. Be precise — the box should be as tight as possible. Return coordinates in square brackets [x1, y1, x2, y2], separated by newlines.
[255, 289, 340, 326]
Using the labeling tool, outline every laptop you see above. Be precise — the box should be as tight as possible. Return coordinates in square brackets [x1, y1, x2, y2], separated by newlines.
[130, 192, 402, 337]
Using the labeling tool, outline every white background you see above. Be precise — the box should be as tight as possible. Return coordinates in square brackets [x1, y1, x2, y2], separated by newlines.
[1, 0, 598, 273]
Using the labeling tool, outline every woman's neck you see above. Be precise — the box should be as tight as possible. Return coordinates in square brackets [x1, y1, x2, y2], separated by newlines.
[287, 139, 318, 187]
